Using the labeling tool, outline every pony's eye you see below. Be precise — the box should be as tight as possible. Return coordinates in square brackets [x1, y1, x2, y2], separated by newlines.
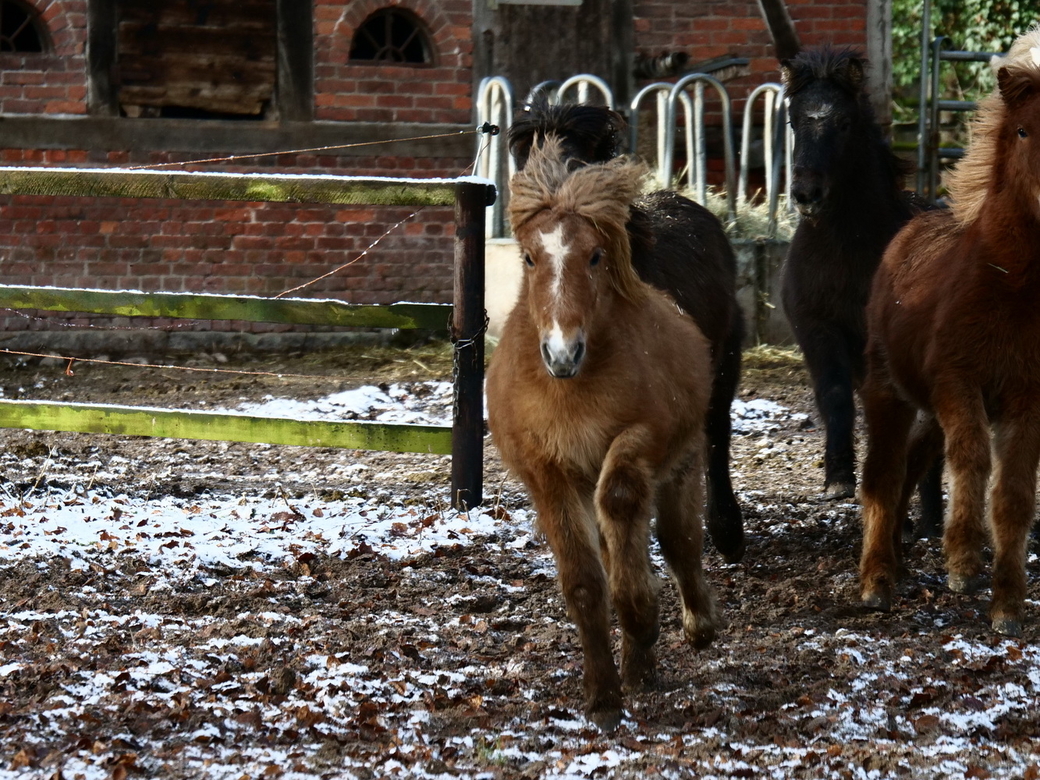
[1019, 126, 1029, 138]
[590, 249, 603, 267]
[524, 253, 534, 267]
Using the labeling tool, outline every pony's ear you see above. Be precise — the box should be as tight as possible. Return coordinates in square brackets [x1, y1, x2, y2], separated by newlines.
[998, 67, 1039, 109]
[840, 56, 866, 91]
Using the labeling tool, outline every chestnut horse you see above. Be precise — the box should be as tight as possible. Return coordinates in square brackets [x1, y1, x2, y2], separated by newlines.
[508, 101, 747, 563]
[859, 29, 1040, 636]
[780, 48, 943, 536]
[486, 138, 720, 730]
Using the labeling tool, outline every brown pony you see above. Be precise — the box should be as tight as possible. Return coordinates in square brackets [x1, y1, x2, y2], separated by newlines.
[859, 27, 1040, 636]
[486, 138, 720, 730]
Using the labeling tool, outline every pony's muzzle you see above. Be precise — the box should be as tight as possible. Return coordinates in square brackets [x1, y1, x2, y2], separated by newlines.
[792, 168, 826, 216]
[540, 331, 586, 378]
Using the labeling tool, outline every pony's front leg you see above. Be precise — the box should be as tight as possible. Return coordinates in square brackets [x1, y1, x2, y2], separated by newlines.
[800, 326, 859, 498]
[524, 465, 622, 730]
[936, 391, 990, 595]
[859, 375, 915, 609]
[988, 415, 1040, 636]
[595, 427, 663, 695]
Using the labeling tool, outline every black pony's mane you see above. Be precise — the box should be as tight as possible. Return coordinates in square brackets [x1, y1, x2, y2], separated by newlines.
[507, 99, 626, 171]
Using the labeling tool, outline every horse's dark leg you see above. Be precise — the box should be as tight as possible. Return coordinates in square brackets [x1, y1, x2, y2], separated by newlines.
[987, 412, 1040, 636]
[799, 326, 858, 498]
[704, 317, 745, 563]
[906, 417, 945, 539]
[596, 426, 663, 697]
[521, 464, 622, 731]
[859, 375, 915, 611]
[656, 457, 720, 651]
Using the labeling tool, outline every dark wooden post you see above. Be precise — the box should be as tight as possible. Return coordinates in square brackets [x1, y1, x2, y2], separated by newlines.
[756, 0, 801, 60]
[451, 180, 495, 510]
[276, 0, 314, 122]
[87, 0, 119, 116]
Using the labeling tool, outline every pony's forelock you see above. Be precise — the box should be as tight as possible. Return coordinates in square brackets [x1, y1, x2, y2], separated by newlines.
[781, 46, 867, 99]
[946, 25, 1040, 225]
[508, 137, 650, 301]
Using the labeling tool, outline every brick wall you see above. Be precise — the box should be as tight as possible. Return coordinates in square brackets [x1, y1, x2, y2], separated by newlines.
[0, 0, 872, 345]
[0, 0, 87, 116]
[633, 0, 869, 115]
[0, 1, 473, 340]
[314, 0, 473, 124]
[0, 149, 469, 336]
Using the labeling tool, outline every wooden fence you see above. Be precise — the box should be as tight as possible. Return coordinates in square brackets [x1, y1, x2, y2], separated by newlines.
[0, 166, 496, 510]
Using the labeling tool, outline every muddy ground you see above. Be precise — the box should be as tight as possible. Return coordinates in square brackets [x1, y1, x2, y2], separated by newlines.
[1, 342, 1040, 779]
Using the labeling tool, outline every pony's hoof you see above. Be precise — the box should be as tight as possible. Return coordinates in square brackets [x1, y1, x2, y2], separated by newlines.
[707, 507, 745, 564]
[861, 589, 892, 612]
[621, 643, 657, 693]
[684, 618, 717, 650]
[711, 531, 745, 564]
[587, 706, 623, 732]
[992, 615, 1022, 637]
[913, 516, 942, 540]
[948, 572, 981, 595]
[823, 481, 856, 501]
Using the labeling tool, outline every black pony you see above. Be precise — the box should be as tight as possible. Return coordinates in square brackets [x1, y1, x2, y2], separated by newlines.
[780, 48, 942, 534]
[507, 101, 747, 562]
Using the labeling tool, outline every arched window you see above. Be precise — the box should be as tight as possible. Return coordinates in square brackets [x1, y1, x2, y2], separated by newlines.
[0, 0, 48, 53]
[350, 8, 432, 65]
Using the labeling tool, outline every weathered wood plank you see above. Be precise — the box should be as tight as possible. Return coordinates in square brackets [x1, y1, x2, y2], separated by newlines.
[120, 0, 275, 27]
[0, 400, 451, 454]
[0, 118, 475, 158]
[0, 166, 462, 207]
[0, 286, 452, 330]
[118, 26, 277, 56]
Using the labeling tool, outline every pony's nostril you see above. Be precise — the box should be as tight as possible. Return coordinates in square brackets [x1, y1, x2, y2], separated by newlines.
[794, 186, 822, 205]
[573, 340, 586, 366]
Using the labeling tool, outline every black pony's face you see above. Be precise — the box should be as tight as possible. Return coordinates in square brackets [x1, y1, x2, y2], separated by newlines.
[782, 56, 867, 218]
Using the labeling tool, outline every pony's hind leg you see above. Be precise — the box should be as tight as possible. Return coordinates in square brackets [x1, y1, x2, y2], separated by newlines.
[595, 427, 663, 695]
[656, 451, 720, 650]
[936, 392, 991, 595]
[905, 416, 945, 539]
[524, 464, 623, 730]
[859, 375, 916, 610]
[987, 415, 1040, 636]
[704, 320, 745, 564]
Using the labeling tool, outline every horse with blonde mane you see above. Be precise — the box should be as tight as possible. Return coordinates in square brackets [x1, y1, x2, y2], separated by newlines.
[859, 27, 1040, 635]
[508, 101, 747, 564]
[486, 138, 720, 730]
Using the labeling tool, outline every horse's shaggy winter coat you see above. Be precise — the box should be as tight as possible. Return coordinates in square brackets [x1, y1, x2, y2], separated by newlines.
[486, 138, 720, 730]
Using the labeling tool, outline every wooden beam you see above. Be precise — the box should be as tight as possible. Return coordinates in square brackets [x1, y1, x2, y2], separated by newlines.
[0, 400, 452, 454]
[756, 0, 801, 60]
[0, 286, 452, 330]
[87, 0, 119, 116]
[450, 181, 489, 510]
[0, 117, 473, 158]
[867, 0, 893, 132]
[277, 0, 314, 121]
[0, 165, 465, 207]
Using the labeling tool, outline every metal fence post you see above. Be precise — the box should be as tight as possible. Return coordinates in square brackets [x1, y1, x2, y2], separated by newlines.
[451, 179, 495, 510]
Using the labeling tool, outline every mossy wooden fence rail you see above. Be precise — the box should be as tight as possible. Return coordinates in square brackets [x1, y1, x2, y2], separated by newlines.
[0, 166, 496, 509]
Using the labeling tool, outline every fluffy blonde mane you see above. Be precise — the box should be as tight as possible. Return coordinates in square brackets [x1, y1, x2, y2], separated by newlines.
[508, 136, 649, 301]
[946, 26, 1040, 224]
